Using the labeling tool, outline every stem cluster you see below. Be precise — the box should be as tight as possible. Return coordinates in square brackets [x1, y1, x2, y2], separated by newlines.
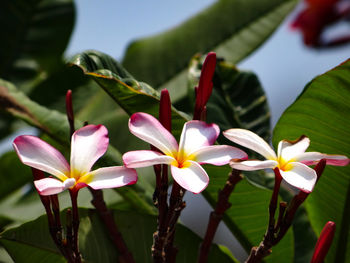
[246, 160, 327, 263]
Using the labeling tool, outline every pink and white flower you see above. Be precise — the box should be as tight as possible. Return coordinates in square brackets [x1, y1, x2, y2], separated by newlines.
[122, 113, 248, 194]
[13, 125, 137, 195]
[223, 128, 349, 192]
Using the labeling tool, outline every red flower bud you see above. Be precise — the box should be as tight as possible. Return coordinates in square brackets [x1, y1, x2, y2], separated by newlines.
[194, 52, 216, 120]
[311, 221, 336, 263]
[159, 89, 171, 132]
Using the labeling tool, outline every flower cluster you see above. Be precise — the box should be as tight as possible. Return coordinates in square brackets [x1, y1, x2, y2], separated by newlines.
[13, 116, 349, 196]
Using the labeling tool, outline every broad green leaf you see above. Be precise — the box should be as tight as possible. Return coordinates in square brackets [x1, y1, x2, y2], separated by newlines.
[122, 0, 297, 98]
[0, 0, 75, 85]
[203, 165, 294, 263]
[1, 208, 234, 262]
[69, 50, 190, 139]
[0, 78, 155, 215]
[273, 59, 350, 263]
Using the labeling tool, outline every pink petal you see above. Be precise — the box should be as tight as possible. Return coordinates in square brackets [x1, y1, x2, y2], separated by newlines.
[229, 160, 278, 171]
[34, 178, 73, 196]
[171, 161, 209, 194]
[13, 136, 70, 181]
[279, 162, 317, 193]
[296, 152, 350, 166]
[84, 167, 138, 189]
[223, 129, 277, 160]
[129, 113, 178, 156]
[178, 121, 220, 155]
[70, 124, 109, 175]
[123, 150, 174, 168]
[278, 136, 310, 161]
[193, 145, 248, 166]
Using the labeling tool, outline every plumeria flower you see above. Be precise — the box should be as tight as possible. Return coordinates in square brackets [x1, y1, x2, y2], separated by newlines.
[122, 113, 247, 194]
[223, 129, 349, 192]
[13, 125, 137, 195]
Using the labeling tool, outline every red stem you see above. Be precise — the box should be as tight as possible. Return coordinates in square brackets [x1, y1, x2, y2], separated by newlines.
[69, 189, 82, 263]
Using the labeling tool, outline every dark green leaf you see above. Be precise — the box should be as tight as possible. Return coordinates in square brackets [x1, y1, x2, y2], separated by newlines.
[0, 0, 75, 84]
[1, 208, 234, 262]
[122, 0, 297, 94]
[273, 59, 350, 263]
[0, 151, 31, 201]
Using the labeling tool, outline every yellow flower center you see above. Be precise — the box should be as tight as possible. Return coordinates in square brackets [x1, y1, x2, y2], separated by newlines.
[171, 151, 195, 169]
[278, 157, 294, 171]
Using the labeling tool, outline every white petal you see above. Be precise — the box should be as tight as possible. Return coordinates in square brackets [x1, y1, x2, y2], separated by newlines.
[278, 136, 310, 162]
[193, 145, 248, 165]
[70, 124, 109, 175]
[279, 162, 317, 193]
[84, 167, 138, 189]
[128, 113, 178, 156]
[171, 161, 209, 194]
[295, 152, 350, 166]
[13, 135, 69, 181]
[178, 121, 219, 156]
[123, 150, 174, 168]
[229, 160, 278, 171]
[34, 178, 67, 195]
[223, 129, 277, 160]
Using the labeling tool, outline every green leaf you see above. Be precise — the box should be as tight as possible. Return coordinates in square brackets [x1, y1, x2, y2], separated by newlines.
[0, 0, 75, 84]
[1, 208, 234, 262]
[273, 59, 350, 263]
[122, 0, 297, 95]
[0, 78, 155, 215]
[69, 50, 190, 139]
[203, 166, 294, 263]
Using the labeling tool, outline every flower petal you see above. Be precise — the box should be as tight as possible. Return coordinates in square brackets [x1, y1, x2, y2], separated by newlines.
[295, 152, 350, 166]
[83, 167, 138, 189]
[179, 121, 219, 155]
[193, 145, 248, 166]
[278, 136, 310, 161]
[13, 136, 69, 181]
[123, 150, 174, 168]
[223, 129, 277, 160]
[229, 160, 278, 171]
[70, 124, 109, 175]
[34, 178, 74, 196]
[129, 113, 178, 156]
[171, 161, 209, 194]
[279, 162, 317, 193]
